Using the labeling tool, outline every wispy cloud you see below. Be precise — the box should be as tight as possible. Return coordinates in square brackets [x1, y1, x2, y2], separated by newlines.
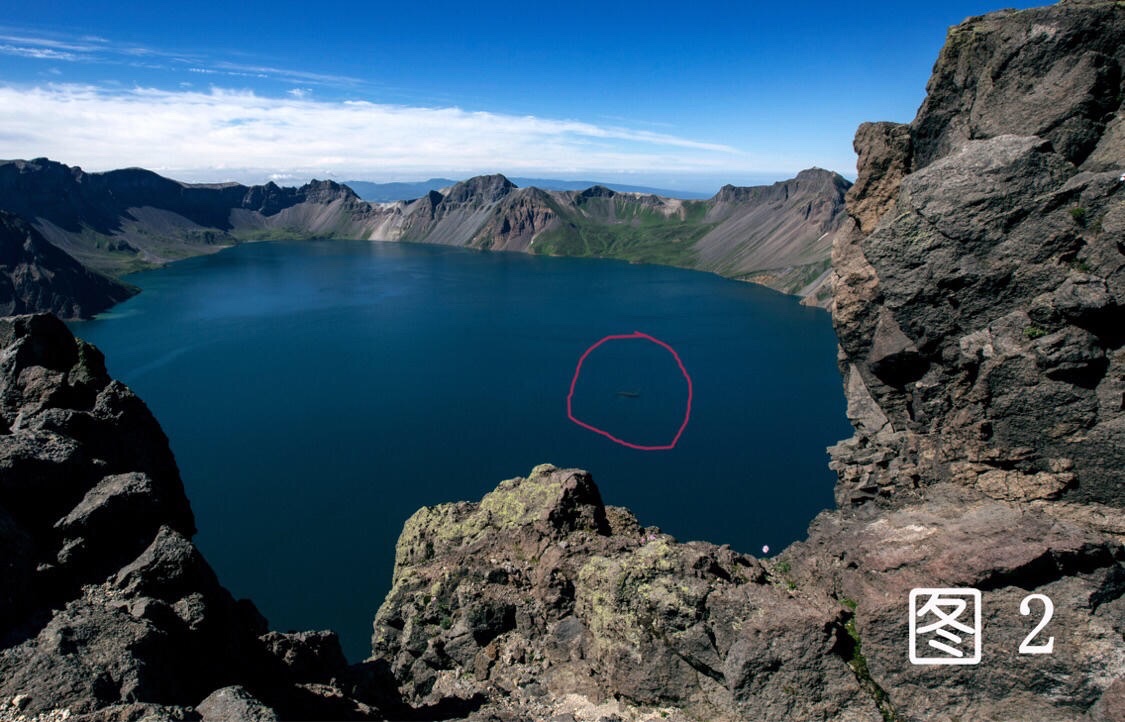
[0, 44, 79, 60]
[210, 61, 363, 88]
[0, 32, 105, 53]
[0, 27, 361, 90]
[0, 84, 756, 181]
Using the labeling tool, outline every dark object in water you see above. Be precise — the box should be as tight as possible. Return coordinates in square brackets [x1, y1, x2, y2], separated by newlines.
[615, 390, 640, 398]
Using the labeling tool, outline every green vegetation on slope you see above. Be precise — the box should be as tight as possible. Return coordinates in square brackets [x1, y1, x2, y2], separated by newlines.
[531, 197, 715, 267]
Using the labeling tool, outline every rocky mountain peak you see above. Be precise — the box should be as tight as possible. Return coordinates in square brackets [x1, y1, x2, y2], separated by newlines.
[577, 185, 616, 200]
[710, 183, 762, 204]
[442, 173, 517, 204]
[710, 170, 851, 206]
[298, 179, 361, 203]
[793, 166, 846, 185]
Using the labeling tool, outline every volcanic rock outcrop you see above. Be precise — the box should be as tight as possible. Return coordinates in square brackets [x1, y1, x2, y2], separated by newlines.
[371, 460, 1122, 721]
[372, 464, 877, 721]
[0, 315, 389, 719]
[828, 0, 1124, 509]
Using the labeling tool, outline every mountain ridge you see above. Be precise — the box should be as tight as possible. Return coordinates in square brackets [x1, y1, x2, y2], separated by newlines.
[0, 158, 849, 315]
[344, 177, 717, 202]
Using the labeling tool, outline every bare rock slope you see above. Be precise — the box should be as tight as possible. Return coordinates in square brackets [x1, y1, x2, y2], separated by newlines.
[0, 211, 136, 320]
[0, 159, 367, 277]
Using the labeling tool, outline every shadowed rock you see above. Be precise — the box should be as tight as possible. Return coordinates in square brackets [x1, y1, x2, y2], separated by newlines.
[197, 686, 279, 722]
[0, 211, 136, 320]
[0, 315, 393, 718]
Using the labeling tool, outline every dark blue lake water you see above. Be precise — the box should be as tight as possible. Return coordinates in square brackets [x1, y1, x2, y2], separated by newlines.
[72, 240, 850, 661]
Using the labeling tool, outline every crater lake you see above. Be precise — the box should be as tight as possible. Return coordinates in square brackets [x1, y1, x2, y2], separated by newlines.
[72, 239, 851, 661]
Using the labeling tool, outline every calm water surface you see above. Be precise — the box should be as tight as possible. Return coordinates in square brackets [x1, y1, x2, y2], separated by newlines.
[73, 240, 850, 660]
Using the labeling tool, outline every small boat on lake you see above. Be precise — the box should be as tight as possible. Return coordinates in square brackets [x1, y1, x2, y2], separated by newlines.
[615, 390, 640, 398]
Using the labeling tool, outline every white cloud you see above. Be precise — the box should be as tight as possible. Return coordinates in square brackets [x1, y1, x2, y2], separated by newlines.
[0, 84, 763, 182]
[211, 61, 361, 87]
[0, 32, 102, 52]
[0, 27, 366, 90]
[0, 44, 78, 61]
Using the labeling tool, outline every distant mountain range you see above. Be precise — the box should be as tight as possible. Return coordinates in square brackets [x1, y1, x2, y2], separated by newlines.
[0, 157, 851, 318]
[343, 178, 715, 202]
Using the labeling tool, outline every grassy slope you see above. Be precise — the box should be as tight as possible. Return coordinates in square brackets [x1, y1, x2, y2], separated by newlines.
[530, 196, 715, 267]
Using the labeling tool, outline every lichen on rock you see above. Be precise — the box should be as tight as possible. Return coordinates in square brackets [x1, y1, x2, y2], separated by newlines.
[373, 464, 875, 721]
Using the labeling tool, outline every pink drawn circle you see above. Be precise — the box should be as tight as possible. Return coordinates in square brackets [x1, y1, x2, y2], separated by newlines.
[566, 331, 693, 451]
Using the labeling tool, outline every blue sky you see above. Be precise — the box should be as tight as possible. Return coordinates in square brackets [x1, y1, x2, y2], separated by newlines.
[0, 0, 1042, 191]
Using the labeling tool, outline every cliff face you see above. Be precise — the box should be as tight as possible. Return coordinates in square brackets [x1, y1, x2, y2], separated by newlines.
[783, 7, 1125, 716]
[828, 0, 1124, 508]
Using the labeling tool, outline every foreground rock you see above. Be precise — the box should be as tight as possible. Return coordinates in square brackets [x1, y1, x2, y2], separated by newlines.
[373, 464, 875, 721]
[0, 315, 389, 719]
[371, 462, 1122, 721]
